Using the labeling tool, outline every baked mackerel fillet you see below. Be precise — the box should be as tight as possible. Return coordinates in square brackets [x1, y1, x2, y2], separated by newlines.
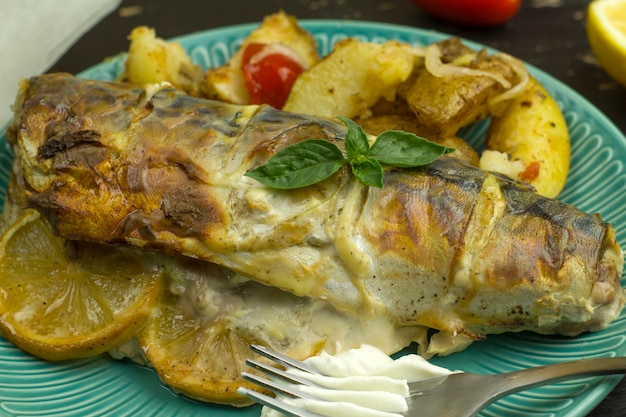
[8, 73, 625, 348]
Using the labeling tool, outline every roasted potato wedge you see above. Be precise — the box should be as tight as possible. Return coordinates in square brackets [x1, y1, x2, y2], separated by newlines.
[283, 38, 416, 118]
[124, 26, 204, 96]
[405, 51, 515, 137]
[482, 77, 570, 198]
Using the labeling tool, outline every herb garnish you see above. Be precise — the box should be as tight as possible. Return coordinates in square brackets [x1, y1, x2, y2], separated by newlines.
[244, 117, 454, 189]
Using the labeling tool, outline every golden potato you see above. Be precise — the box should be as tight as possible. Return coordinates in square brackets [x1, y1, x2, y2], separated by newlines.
[367, 91, 416, 118]
[283, 39, 417, 118]
[357, 113, 425, 136]
[482, 77, 570, 198]
[436, 136, 481, 167]
[124, 26, 203, 96]
[405, 51, 515, 137]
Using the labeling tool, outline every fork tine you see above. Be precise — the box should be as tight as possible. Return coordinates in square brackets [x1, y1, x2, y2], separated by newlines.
[240, 371, 317, 399]
[246, 357, 321, 387]
[250, 344, 319, 374]
[236, 386, 324, 417]
[241, 346, 329, 417]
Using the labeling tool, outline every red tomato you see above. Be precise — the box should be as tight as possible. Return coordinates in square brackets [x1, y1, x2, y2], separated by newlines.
[241, 42, 304, 109]
[412, 0, 521, 26]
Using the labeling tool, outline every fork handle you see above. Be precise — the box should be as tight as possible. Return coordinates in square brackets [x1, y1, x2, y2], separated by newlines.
[495, 356, 626, 397]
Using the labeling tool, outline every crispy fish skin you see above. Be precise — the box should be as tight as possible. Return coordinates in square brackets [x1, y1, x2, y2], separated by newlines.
[10, 73, 625, 343]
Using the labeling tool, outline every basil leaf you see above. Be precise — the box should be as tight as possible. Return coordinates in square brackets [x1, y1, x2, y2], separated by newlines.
[367, 130, 454, 167]
[339, 116, 370, 159]
[351, 157, 383, 188]
[245, 117, 454, 190]
[244, 139, 346, 189]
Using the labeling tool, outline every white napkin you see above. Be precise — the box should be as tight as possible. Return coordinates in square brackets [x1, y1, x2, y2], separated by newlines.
[0, 0, 122, 127]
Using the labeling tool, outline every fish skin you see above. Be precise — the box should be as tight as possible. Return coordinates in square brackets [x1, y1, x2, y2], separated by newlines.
[10, 73, 625, 342]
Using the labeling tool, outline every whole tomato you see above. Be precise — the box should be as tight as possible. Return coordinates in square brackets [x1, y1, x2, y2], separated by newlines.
[412, 0, 521, 26]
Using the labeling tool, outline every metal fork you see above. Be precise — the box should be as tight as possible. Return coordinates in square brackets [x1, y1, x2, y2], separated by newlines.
[237, 344, 626, 417]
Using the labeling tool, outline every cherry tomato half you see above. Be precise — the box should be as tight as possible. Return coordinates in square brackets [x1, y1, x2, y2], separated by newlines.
[412, 0, 521, 26]
[241, 42, 304, 109]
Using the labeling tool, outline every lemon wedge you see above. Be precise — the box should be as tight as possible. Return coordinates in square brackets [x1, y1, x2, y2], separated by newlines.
[587, 0, 626, 87]
[0, 209, 164, 360]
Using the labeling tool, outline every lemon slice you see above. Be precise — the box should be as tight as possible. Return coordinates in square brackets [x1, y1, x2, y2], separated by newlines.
[138, 288, 274, 406]
[0, 209, 164, 360]
[137, 258, 333, 406]
[587, 0, 626, 87]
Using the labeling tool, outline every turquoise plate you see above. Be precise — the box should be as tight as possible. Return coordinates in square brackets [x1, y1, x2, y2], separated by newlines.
[1, 20, 625, 417]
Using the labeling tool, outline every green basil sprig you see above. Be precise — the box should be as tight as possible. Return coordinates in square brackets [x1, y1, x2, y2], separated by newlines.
[244, 117, 454, 189]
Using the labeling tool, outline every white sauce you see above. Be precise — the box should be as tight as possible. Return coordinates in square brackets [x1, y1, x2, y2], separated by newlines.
[260, 344, 456, 417]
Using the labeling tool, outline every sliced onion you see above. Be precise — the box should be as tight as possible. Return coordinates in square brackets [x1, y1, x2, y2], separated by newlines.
[424, 44, 512, 89]
[487, 52, 530, 107]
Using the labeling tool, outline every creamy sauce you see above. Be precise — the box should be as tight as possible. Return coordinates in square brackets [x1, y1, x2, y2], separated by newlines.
[260, 344, 456, 417]
[108, 255, 430, 381]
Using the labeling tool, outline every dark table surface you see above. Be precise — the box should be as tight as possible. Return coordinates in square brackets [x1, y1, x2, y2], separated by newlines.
[49, 1, 626, 416]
